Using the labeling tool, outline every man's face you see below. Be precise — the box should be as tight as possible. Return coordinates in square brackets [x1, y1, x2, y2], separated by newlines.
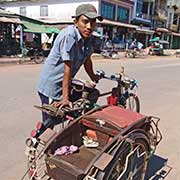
[74, 15, 96, 39]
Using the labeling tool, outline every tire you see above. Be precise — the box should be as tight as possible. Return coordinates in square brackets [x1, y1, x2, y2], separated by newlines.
[26, 119, 69, 179]
[101, 51, 111, 58]
[96, 132, 149, 180]
[127, 50, 136, 58]
[27, 141, 51, 180]
[19, 57, 23, 64]
[33, 51, 44, 64]
[111, 52, 120, 59]
[19, 55, 26, 64]
[126, 94, 140, 113]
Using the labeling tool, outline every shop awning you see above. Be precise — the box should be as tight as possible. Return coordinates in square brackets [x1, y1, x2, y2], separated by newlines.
[172, 32, 180, 37]
[99, 19, 138, 29]
[0, 16, 21, 24]
[23, 20, 60, 34]
[156, 28, 169, 33]
[136, 27, 154, 34]
[143, 0, 155, 2]
[45, 27, 60, 34]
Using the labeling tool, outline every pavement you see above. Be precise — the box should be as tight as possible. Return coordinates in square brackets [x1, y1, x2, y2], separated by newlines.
[0, 49, 178, 65]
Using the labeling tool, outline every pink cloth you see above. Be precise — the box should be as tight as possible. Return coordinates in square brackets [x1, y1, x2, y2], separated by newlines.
[54, 145, 78, 156]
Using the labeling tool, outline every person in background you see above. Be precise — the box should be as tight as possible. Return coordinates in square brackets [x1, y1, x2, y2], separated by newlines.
[37, 4, 103, 122]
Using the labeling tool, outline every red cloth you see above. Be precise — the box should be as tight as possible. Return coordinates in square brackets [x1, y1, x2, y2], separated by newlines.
[107, 95, 117, 105]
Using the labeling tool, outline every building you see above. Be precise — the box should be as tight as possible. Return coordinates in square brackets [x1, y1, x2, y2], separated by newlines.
[1, 0, 137, 48]
[0, 8, 59, 56]
[0, 8, 23, 56]
[166, 0, 180, 48]
[152, 0, 180, 48]
[1, 0, 180, 49]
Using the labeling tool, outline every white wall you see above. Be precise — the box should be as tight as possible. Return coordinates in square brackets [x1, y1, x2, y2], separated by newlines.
[49, 1, 99, 21]
[4, 0, 99, 22]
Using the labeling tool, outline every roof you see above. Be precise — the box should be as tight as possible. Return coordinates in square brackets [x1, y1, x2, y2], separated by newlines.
[0, 8, 17, 16]
[0, 9, 60, 33]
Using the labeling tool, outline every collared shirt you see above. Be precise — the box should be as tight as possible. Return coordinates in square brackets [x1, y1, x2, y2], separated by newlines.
[37, 25, 94, 100]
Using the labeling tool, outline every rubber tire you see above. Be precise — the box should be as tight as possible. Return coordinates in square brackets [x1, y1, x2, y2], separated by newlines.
[27, 142, 52, 180]
[126, 93, 140, 113]
[33, 51, 44, 64]
[96, 132, 149, 180]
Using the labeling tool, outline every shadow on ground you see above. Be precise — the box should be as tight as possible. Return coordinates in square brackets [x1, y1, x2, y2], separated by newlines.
[145, 154, 172, 180]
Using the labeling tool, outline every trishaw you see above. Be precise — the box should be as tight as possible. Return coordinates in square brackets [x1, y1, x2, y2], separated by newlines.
[23, 70, 162, 180]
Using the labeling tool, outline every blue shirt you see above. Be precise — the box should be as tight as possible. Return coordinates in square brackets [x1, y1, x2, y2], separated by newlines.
[37, 25, 94, 100]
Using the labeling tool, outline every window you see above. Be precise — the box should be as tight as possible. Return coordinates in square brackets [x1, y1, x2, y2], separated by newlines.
[19, 7, 26, 16]
[117, 6, 129, 22]
[101, 1, 115, 20]
[173, 14, 178, 25]
[136, 0, 143, 18]
[40, 5, 48, 16]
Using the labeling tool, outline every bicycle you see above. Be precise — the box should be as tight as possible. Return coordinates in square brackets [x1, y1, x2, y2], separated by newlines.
[18, 47, 45, 64]
[97, 67, 140, 113]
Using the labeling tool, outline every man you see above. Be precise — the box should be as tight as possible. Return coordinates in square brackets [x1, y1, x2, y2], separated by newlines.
[37, 4, 103, 122]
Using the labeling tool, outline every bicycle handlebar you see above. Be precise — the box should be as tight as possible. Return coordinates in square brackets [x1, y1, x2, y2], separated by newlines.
[96, 70, 138, 87]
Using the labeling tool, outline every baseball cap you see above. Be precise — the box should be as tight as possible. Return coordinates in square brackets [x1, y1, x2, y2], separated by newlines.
[72, 4, 103, 21]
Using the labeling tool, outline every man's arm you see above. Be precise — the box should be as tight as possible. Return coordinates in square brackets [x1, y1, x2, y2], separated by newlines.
[53, 61, 73, 108]
[62, 61, 72, 101]
[84, 56, 99, 82]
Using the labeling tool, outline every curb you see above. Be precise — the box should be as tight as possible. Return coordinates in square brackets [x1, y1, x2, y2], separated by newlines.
[0, 57, 31, 65]
[0, 60, 20, 65]
[0, 51, 177, 65]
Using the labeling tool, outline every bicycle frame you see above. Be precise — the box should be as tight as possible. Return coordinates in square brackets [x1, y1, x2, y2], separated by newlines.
[97, 70, 139, 112]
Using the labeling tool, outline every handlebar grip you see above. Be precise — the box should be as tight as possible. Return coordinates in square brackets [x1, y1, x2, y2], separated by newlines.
[96, 70, 105, 78]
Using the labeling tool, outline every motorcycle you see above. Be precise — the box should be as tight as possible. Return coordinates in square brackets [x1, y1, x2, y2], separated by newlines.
[18, 47, 45, 64]
[100, 40, 120, 59]
[126, 39, 147, 58]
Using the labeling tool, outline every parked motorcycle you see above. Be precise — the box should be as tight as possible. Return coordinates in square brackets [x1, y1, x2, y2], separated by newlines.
[126, 39, 147, 58]
[100, 40, 120, 59]
[18, 47, 45, 64]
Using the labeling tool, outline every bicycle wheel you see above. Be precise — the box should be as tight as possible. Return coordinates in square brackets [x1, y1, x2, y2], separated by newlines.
[126, 93, 140, 113]
[98, 132, 149, 180]
[33, 51, 44, 64]
[19, 55, 27, 64]
[127, 50, 136, 58]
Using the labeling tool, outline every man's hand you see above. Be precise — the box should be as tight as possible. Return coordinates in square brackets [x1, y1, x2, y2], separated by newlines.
[91, 74, 101, 83]
[52, 99, 73, 109]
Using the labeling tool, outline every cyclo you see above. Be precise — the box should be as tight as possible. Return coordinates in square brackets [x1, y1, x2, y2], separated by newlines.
[23, 68, 162, 180]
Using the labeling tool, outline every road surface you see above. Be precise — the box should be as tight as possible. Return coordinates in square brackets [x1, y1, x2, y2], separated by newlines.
[0, 55, 179, 180]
